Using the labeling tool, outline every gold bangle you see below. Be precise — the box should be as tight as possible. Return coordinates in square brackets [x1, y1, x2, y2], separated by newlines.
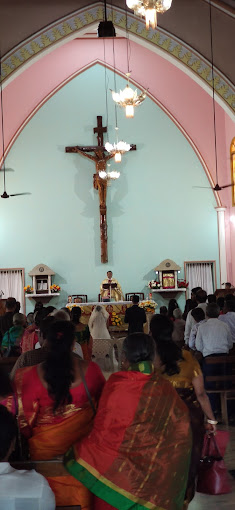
[207, 419, 218, 425]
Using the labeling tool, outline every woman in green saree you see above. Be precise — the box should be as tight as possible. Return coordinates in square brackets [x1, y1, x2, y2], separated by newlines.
[64, 333, 191, 510]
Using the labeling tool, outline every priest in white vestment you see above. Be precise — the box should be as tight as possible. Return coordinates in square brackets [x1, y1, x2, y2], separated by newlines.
[100, 271, 124, 301]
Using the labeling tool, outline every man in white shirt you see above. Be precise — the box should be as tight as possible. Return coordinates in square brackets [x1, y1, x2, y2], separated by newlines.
[188, 307, 206, 350]
[184, 289, 207, 344]
[195, 303, 233, 414]
[0, 405, 55, 510]
[196, 303, 233, 357]
[218, 297, 235, 343]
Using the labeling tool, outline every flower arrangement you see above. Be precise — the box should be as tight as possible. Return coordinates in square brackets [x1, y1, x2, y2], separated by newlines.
[66, 303, 84, 313]
[50, 284, 61, 293]
[139, 300, 157, 313]
[111, 311, 122, 326]
[148, 280, 161, 289]
[24, 285, 34, 294]
[177, 280, 189, 289]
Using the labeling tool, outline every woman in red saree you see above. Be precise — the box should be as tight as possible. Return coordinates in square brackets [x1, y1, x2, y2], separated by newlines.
[64, 333, 192, 510]
[20, 322, 38, 352]
[14, 320, 105, 508]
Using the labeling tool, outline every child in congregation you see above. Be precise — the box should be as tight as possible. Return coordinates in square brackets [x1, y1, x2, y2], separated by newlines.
[188, 307, 206, 350]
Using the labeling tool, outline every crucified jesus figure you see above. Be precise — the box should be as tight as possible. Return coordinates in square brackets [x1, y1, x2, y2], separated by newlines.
[65, 116, 136, 263]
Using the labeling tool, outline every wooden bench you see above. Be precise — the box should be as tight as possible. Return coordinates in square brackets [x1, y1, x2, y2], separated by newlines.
[0, 356, 19, 373]
[11, 459, 69, 477]
[204, 355, 235, 427]
[11, 460, 81, 509]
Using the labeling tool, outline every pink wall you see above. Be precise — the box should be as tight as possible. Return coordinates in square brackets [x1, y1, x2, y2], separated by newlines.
[1, 37, 234, 281]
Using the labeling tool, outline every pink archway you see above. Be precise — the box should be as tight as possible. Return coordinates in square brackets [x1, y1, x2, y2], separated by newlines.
[1, 37, 235, 281]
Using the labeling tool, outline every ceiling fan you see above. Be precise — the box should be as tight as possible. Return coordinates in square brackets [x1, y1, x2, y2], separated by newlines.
[194, 183, 235, 191]
[193, 0, 234, 193]
[0, 56, 30, 199]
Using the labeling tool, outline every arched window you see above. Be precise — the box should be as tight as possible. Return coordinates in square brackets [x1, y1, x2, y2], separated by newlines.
[231, 138, 235, 206]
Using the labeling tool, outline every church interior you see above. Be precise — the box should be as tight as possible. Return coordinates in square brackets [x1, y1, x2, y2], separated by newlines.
[0, 0, 234, 309]
[0, 1, 235, 509]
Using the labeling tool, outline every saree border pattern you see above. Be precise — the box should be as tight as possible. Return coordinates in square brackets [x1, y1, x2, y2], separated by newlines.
[64, 372, 191, 510]
[65, 452, 165, 510]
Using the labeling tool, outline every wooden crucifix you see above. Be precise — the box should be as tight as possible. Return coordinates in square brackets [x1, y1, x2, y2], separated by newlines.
[65, 116, 136, 263]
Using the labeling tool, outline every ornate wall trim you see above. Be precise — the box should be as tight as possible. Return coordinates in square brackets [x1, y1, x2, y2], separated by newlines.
[1, 3, 234, 112]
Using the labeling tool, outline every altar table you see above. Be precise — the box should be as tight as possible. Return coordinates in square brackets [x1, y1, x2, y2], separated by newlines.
[66, 301, 132, 325]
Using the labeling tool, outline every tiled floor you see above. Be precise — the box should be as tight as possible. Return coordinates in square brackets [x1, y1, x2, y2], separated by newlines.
[188, 481, 235, 510]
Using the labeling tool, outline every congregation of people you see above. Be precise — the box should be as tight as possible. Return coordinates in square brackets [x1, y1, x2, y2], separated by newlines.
[0, 286, 235, 510]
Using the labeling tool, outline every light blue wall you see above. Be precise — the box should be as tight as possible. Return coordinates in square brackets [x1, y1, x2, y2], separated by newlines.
[0, 64, 219, 312]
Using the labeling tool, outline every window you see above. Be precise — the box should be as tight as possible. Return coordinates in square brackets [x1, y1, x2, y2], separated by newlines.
[184, 261, 216, 297]
[0, 268, 25, 312]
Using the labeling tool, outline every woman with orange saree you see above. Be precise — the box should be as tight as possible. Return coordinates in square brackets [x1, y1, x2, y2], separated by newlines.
[64, 333, 192, 510]
[14, 320, 105, 509]
[20, 308, 49, 352]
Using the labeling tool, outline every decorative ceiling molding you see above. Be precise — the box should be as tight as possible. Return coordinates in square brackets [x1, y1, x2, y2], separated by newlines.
[1, 3, 234, 112]
[203, 0, 235, 17]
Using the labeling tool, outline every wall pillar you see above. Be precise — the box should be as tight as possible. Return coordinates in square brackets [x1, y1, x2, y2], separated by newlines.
[215, 207, 227, 287]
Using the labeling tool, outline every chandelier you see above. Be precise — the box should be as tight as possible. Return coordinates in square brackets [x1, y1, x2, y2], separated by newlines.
[105, 128, 131, 163]
[126, 0, 172, 30]
[111, 73, 146, 118]
[99, 164, 120, 184]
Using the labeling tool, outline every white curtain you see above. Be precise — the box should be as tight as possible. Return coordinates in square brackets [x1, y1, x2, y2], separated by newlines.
[0, 269, 24, 311]
[186, 263, 214, 296]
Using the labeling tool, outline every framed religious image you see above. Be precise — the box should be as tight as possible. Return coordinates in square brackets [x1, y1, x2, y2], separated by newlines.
[162, 272, 175, 289]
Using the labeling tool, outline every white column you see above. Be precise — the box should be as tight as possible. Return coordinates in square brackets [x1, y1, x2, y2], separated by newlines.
[215, 207, 227, 287]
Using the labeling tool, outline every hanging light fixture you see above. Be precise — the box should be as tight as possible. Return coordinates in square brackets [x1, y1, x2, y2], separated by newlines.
[111, 8, 147, 117]
[111, 73, 147, 118]
[108, 35, 132, 156]
[99, 163, 120, 184]
[126, 0, 172, 30]
[105, 128, 131, 163]
[98, 0, 116, 37]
